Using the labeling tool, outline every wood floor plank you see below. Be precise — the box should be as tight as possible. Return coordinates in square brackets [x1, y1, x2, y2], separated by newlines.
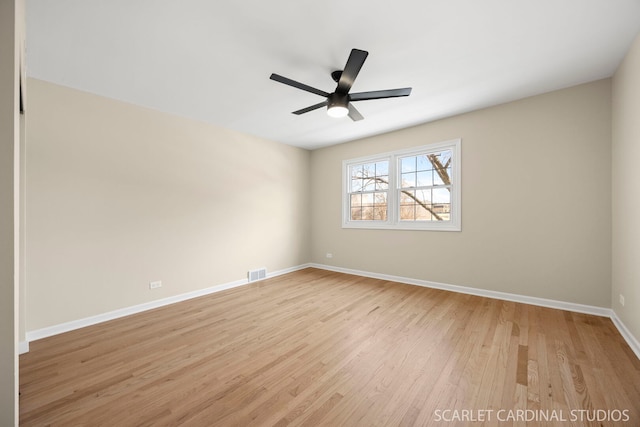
[20, 268, 640, 426]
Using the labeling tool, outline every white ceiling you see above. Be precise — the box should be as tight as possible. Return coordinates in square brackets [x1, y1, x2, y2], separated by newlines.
[26, 0, 640, 150]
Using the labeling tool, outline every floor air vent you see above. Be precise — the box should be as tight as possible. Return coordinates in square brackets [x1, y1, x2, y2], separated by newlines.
[248, 268, 267, 283]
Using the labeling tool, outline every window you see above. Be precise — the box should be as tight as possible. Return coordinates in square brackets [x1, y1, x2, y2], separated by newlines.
[343, 139, 461, 231]
[348, 160, 389, 221]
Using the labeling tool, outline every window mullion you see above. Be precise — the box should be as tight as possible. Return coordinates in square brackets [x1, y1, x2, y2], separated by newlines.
[389, 154, 398, 225]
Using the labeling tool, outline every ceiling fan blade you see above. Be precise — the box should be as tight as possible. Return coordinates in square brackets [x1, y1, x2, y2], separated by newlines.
[348, 104, 364, 121]
[292, 100, 328, 115]
[270, 73, 330, 98]
[350, 87, 412, 102]
[336, 49, 368, 94]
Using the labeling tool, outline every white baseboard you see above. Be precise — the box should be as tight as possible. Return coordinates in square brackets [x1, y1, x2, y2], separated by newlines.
[24, 264, 311, 348]
[610, 311, 640, 360]
[22, 262, 639, 362]
[309, 263, 611, 316]
[310, 263, 640, 360]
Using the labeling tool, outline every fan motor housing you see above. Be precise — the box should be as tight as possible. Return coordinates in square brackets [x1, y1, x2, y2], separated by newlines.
[328, 92, 349, 109]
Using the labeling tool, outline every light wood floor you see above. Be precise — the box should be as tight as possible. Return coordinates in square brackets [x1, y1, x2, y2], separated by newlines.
[20, 268, 640, 426]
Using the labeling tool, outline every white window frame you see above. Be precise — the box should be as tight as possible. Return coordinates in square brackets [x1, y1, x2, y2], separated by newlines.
[342, 139, 461, 231]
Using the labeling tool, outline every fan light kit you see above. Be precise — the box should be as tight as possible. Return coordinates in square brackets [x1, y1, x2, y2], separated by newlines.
[327, 105, 349, 118]
[327, 93, 349, 117]
[270, 48, 412, 121]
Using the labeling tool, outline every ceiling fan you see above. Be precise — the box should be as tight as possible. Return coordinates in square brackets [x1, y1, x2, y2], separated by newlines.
[270, 48, 412, 121]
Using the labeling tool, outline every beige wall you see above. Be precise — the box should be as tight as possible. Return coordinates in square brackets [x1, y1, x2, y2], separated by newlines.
[17, 39, 640, 358]
[0, 0, 22, 424]
[311, 80, 612, 307]
[25, 78, 310, 331]
[612, 33, 640, 343]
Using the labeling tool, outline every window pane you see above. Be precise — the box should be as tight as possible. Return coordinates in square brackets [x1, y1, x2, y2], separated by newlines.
[428, 150, 451, 167]
[375, 161, 389, 176]
[401, 156, 416, 172]
[400, 188, 436, 222]
[432, 188, 450, 221]
[349, 192, 387, 221]
[400, 205, 414, 220]
[436, 208, 450, 221]
[362, 164, 370, 178]
[400, 188, 434, 221]
[374, 191, 387, 204]
[432, 187, 450, 204]
[350, 161, 390, 194]
[350, 165, 362, 180]
[414, 188, 432, 205]
[350, 193, 362, 208]
[440, 150, 452, 166]
[427, 150, 452, 186]
[360, 166, 374, 191]
[416, 170, 432, 187]
[375, 176, 388, 190]
[362, 163, 375, 177]
[401, 172, 416, 188]
[363, 179, 376, 191]
[416, 204, 432, 221]
[416, 155, 431, 172]
[373, 207, 387, 220]
[374, 192, 387, 220]
[400, 189, 415, 205]
[362, 206, 374, 220]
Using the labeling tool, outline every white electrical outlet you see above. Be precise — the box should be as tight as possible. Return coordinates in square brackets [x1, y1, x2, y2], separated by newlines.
[326, 253, 333, 258]
[619, 294, 625, 306]
[149, 280, 162, 289]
